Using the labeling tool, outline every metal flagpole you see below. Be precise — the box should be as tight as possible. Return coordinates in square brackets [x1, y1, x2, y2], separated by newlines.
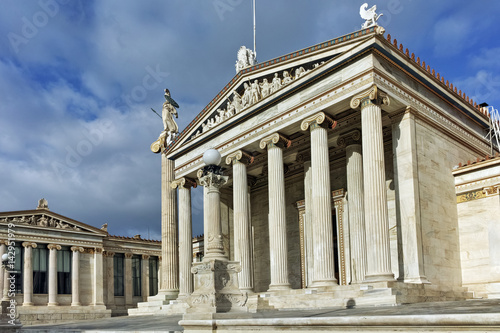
[253, 0, 256, 57]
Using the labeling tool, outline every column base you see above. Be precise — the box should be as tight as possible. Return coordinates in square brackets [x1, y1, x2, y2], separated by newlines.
[47, 302, 58, 306]
[22, 302, 33, 306]
[363, 273, 396, 283]
[310, 279, 338, 288]
[403, 276, 431, 284]
[267, 283, 291, 292]
[155, 289, 179, 301]
[71, 302, 81, 306]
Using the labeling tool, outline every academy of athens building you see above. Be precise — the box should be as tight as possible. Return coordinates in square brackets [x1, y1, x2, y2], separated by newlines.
[135, 23, 500, 330]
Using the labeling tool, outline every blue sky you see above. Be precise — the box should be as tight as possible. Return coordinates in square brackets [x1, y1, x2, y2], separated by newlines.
[1, 0, 499, 239]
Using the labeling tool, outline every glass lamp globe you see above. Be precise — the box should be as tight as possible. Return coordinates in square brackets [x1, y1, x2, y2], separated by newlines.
[203, 148, 221, 166]
[1, 253, 8, 261]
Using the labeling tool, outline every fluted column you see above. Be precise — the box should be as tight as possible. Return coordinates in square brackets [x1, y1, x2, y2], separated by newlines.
[260, 133, 291, 291]
[124, 252, 133, 306]
[22, 242, 37, 306]
[93, 248, 105, 306]
[47, 243, 61, 306]
[338, 129, 367, 283]
[70, 246, 84, 306]
[351, 85, 395, 282]
[141, 255, 150, 301]
[301, 112, 338, 287]
[171, 177, 197, 298]
[105, 251, 115, 307]
[160, 153, 179, 298]
[226, 150, 255, 293]
[198, 170, 229, 260]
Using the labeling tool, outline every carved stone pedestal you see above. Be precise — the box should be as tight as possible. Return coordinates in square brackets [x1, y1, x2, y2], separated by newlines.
[184, 259, 248, 319]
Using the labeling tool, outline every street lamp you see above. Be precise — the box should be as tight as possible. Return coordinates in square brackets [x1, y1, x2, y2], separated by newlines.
[201, 148, 224, 176]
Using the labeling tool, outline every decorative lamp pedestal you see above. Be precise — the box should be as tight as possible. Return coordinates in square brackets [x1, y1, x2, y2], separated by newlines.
[184, 259, 248, 319]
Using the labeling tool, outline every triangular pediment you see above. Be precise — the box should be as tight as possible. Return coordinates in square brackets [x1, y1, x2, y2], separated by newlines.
[0, 209, 108, 236]
[166, 26, 382, 157]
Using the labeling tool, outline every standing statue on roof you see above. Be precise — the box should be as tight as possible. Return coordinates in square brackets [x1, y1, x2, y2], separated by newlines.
[235, 46, 257, 73]
[162, 88, 179, 144]
[359, 3, 383, 29]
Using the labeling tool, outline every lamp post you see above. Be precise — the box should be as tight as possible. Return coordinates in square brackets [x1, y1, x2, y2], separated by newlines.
[1, 253, 22, 332]
[184, 149, 248, 318]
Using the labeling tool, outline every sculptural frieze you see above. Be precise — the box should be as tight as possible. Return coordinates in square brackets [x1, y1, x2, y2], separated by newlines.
[0, 214, 82, 231]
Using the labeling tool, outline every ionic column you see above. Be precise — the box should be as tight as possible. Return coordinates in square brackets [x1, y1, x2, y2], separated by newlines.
[198, 170, 229, 260]
[226, 150, 255, 292]
[0, 241, 6, 300]
[300, 153, 314, 288]
[105, 251, 115, 307]
[70, 246, 84, 306]
[350, 85, 395, 282]
[141, 255, 150, 301]
[160, 154, 179, 299]
[301, 112, 338, 288]
[22, 242, 37, 306]
[338, 129, 367, 283]
[47, 244, 61, 306]
[93, 248, 105, 306]
[124, 253, 133, 306]
[171, 177, 197, 298]
[260, 133, 291, 291]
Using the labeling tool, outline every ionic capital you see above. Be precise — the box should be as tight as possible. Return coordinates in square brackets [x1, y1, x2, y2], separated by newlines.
[337, 129, 362, 147]
[48, 243, 62, 251]
[225, 150, 254, 166]
[142, 254, 150, 260]
[350, 85, 390, 109]
[259, 132, 291, 150]
[171, 177, 197, 189]
[94, 248, 104, 255]
[22, 242, 37, 249]
[125, 252, 134, 259]
[70, 246, 85, 253]
[300, 112, 337, 131]
[198, 173, 229, 189]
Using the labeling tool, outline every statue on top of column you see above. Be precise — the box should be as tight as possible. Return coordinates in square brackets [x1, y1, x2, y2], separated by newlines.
[151, 88, 180, 153]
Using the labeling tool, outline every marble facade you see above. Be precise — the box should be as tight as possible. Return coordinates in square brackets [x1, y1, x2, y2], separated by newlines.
[140, 25, 499, 329]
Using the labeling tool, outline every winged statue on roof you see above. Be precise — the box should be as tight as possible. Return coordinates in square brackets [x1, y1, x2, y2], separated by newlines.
[360, 3, 383, 29]
[235, 46, 256, 73]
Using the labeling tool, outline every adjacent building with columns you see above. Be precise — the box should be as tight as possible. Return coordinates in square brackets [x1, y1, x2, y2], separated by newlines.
[136, 25, 499, 317]
[0, 199, 165, 325]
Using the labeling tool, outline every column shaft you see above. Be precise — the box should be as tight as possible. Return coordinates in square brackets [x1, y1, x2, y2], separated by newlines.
[361, 101, 395, 282]
[346, 143, 367, 283]
[22, 242, 35, 306]
[204, 176, 227, 259]
[71, 247, 83, 306]
[178, 186, 193, 297]
[141, 255, 150, 301]
[0, 243, 5, 299]
[48, 244, 60, 306]
[267, 144, 291, 290]
[232, 160, 253, 292]
[125, 253, 133, 306]
[310, 124, 337, 287]
[93, 249, 105, 305]
[303, 160, 314, 288]
[160, 154, 179, 297]
[106, 253, 115, 306]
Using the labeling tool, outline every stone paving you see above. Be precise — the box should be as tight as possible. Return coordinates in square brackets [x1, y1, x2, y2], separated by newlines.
[20, 299, 500, 332]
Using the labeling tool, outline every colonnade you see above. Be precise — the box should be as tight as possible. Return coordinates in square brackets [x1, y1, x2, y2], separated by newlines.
[162, 84, 401, 296]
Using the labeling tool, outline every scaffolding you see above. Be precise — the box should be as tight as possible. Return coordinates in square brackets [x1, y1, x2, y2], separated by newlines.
[485, 105, 500, 154]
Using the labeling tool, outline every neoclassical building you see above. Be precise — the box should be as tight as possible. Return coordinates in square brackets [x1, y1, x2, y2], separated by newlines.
[0, 199, 163, 325]
[135, 23, 499, 322]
